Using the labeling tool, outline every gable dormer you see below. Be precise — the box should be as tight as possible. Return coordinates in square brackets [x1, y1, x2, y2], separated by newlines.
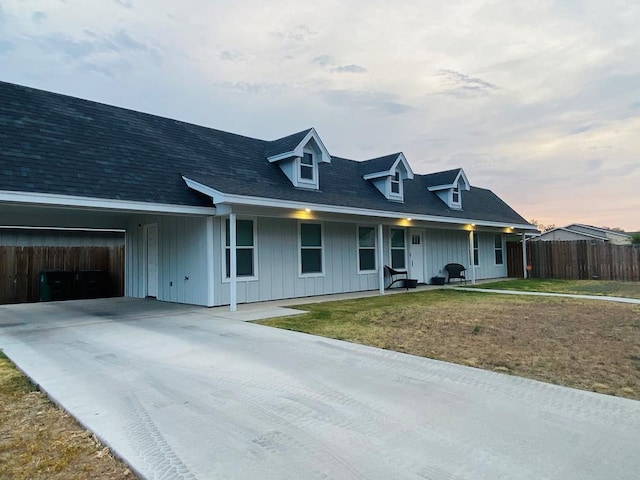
[265, 128, 331, 190]
[425, 168, 470, 210]
[361, 153, 414, 202]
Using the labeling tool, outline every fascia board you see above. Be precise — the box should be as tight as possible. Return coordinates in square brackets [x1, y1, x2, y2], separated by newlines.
[0, 190, 216, 215]
[216, 192, 537, 230]
[455, 169, 471, 191]
[362, 171, 389, 180]
[268, 128, 332, 164]
[182, 176, 227, 204]
[391, 153, 414, 179]
[427, 184, 454, 191]
[267, 152, 295, 163]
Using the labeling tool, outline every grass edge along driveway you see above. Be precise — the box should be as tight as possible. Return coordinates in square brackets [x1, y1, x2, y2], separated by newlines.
[256, 287, 640, 401]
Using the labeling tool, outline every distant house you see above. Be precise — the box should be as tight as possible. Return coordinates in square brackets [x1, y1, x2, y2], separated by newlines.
[531, 224, 631, 245]
[0, 81, 537, 309]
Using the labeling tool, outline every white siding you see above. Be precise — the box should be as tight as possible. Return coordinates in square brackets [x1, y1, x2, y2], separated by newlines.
[471, 232, 508, 280]
[0, 228, 124, 247]
[214, 217, 379, 306]
[126, 215, 211, 306]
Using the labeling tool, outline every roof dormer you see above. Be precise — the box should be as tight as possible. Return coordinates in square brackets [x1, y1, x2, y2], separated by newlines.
[425, 168, 470, 210]
[265, 128, 331, 190]
[361, 153, 414, 202]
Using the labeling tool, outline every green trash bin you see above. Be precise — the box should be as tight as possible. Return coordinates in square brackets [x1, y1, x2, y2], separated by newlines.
[39, 271, 74, 302]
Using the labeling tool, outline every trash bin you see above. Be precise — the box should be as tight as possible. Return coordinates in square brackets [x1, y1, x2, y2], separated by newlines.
[39, 271, 74, 301]
[75, 270, 109, 299]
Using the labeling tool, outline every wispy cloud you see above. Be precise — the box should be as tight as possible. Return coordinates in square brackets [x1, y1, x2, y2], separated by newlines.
[331, 64, 367, 74]
[320, 89, 412, 115]
[220, 50, 245, 62]
[114, 0, 134, 9]
[31, 11, 47, 24]
[437, 69, 498, 97]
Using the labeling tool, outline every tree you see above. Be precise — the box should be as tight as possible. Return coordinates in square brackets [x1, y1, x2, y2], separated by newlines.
[529, 219, 555, 233]
[631, 233, 640, 245]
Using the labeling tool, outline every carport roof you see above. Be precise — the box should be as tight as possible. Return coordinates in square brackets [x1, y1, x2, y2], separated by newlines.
[0, 81, 532, 227]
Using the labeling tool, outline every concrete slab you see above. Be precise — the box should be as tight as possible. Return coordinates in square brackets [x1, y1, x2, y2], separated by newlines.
[1, 298, 639, 480]
[455, 287, 640, 304]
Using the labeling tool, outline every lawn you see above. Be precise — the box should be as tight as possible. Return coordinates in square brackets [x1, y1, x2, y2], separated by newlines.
[473, 278, 640, 299]
[257, 289, 640, 400]
[0, 352, 136, 480]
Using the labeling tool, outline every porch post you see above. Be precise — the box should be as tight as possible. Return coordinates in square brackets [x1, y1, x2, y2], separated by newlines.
[468, 230, 477, 285]
[229, 213, 237, 311]
[522, 232, 528, 279]
[206, 216, 215, 307]
[378, 224, 385, 294]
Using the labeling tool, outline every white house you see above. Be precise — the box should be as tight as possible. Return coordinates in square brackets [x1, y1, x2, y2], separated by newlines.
[0, 81, 537, 309]
[531, 224, 631, 245]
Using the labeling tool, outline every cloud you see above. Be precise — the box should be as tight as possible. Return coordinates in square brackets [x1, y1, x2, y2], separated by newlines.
[0, 40, 13, 54]
[331, 64, 367, 74]
[212, 81, 288, 95]
[114, 0, 134, 8]
[270, 24, 317, 43]
[319, 89, 412, 115]
[311, 55, 332, 66]
[32, 11, 47, 24]
[436, 69, 499, 98]
[220, 50, 244, 62]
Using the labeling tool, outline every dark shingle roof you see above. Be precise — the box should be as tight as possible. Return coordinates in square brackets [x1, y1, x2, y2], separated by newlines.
[423, 168, 461, 187]
[358, 153, 401, 175]
[0, 81, 530, 225]
[264, 129, 312, 158]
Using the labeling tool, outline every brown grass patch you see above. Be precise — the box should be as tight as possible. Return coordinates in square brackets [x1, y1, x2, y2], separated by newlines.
[258, 290, 640, 400]
[0, 352, 137, 480]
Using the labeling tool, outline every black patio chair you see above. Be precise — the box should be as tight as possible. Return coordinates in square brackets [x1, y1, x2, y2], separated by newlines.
[384, 265, 408, 290]
[444, 263, 467, 284]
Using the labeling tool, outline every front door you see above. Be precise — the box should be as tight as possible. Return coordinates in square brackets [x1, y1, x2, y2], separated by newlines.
[409, 229, 425, 283]
[145, 224, 158, 298]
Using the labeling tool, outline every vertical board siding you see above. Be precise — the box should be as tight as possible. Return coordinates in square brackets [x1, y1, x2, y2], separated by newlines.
[126, 215, 211, 306]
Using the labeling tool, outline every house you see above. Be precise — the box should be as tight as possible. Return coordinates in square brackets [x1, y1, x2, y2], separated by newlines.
[531, 224, 631, 245]
[0, 81, 537, 309]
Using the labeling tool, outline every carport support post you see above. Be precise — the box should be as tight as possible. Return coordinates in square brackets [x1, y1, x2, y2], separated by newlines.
[522, 232, 528, 279]
[377, 224, 384, 294]
[468, 230, 476, 285]
[229, 213, 237, 312]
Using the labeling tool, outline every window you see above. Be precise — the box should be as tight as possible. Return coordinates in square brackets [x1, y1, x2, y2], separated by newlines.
[473, 233, 479, 266]
[300, 223, 323, 275]
[358, 226, 376, 272]
[299, 152, 314, 181]
[225, 218, 256, 278]
[390, 228, 406, 269]
[452, 185, 460, 204]
[494, 234, 504, 265]
[390, 171, 400, 195]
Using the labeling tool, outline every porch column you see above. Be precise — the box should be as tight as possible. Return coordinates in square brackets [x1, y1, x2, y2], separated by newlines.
[206, 216, 215, 307]
[522, 232, 528, 279]
[229, 213, 237, 311]
[468, 230, 477, 285]
[378, 224, 385, 294]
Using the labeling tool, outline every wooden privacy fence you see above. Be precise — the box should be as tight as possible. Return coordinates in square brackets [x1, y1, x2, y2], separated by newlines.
[507, 240, 640, 281]
[0, 245, 124, 304]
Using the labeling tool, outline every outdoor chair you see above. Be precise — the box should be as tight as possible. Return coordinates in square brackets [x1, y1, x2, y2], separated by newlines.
[384, 265, 409, 290]
[444, 263, 467, 284]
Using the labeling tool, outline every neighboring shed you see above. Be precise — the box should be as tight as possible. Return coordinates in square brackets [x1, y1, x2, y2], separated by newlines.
[531, 224, 631, 245]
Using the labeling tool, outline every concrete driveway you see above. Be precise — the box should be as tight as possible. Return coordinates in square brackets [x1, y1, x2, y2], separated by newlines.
[1, 298, 639, 480]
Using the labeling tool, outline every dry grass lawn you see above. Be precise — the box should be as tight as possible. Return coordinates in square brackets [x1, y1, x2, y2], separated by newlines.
[0, 352, 137, 480]
[258, 289, 640, 400]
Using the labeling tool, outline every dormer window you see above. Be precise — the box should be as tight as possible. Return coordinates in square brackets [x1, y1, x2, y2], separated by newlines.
[362, 152, 414, 202]
[452, 185, 460, 205]
[266, 128, 331, 190]
[300, 152, 314, 181]
[390, 172, 401, 194]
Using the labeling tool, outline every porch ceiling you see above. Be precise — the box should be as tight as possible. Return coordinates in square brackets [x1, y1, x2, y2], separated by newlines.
[1, 203, 134, 230]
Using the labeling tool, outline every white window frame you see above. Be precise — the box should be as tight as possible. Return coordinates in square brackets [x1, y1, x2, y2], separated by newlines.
[388, 171, 403, 200]
[357, 225, 377, 274]
[298, 221, 325, 277]
[296, 149, 318, 188]
[389, 227, 407, 270]
[221, 216, 258, 283]
[494, 234, 504, 266]
[451, 185, 461, 207]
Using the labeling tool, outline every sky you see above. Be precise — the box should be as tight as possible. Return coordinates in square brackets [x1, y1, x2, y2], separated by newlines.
[1, 0, 639, 231]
